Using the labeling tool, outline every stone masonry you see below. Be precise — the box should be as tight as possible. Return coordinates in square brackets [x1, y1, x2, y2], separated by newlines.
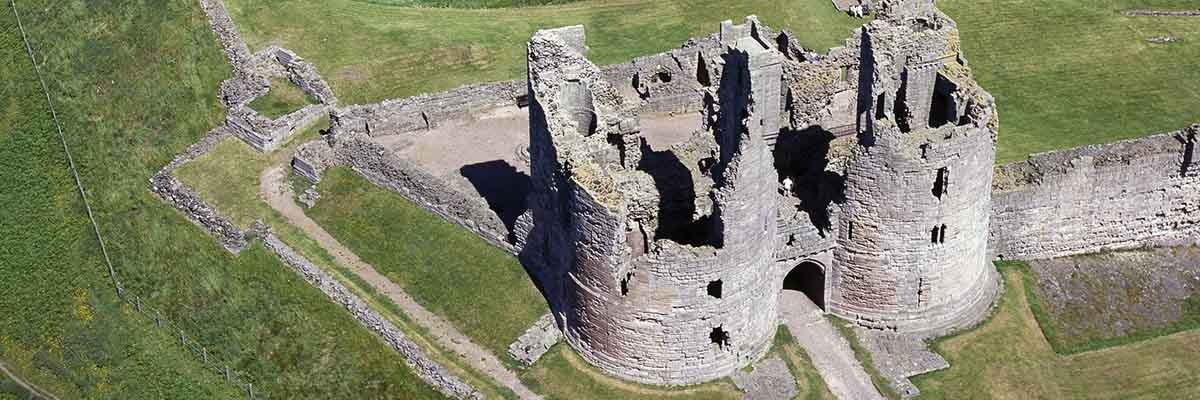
[991, 125, 1200, 260]
[282, 0, 1200, 389]
[516, 1, 1000, 385]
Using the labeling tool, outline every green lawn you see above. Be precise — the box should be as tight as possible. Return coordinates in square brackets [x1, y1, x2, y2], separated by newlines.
[0, 0, 446, 398]
[913, 264, 1200, 399]
[307, 167, 548, 358]
[940, 0, 1200, 163]
[248, 77, 316, 119]
[225, 0, 866, 105]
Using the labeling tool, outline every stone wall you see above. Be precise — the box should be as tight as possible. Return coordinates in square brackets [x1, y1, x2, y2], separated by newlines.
[316, 135, 518, 254]
[991, 125, 1200, 260]
[262, 234, 482, 400]
[331, 80, 527, 137]
[150, 127, 248, 254]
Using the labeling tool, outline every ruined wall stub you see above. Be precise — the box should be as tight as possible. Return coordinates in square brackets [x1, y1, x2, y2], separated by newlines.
[523, 19, 782, 385]
[832, 6, 1000, 335]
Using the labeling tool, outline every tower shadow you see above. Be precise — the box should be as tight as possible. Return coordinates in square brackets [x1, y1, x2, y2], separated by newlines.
[460, 160, 531, 241]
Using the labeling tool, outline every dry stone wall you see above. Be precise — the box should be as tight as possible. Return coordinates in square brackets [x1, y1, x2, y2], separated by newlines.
[991, 125, 1200, 260]
[262, 234, 482, 400]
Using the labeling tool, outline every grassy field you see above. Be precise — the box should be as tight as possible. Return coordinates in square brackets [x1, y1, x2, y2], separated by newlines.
[175, 124, 518, 398]
[912, 264, 1200, 399]
[940, 0, 1200, 163]
[307, 167, 548, 358]
[0, 4, 240, 398]
[520, 328, 835, 400]
[248, 77, 316, 118]
[225, 0, 866, 105]
[1, 0, 449, 398]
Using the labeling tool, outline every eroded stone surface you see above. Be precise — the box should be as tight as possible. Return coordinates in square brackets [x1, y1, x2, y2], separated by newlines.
[857, 330, 949, 398]
[508, 313, 563, 366]
[731, 355, 798, 400]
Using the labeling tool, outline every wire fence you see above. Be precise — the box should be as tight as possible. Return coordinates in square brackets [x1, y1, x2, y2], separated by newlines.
[9, 0, 262, 397]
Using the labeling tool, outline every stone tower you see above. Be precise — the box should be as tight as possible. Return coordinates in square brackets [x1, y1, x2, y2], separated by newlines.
[831, 4, 1001, 333]
[523, 19, 783, 385]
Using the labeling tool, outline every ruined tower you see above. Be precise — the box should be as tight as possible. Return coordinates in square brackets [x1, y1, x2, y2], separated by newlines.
[831, 2, 1001, 333]
[523, 19, 783, 385]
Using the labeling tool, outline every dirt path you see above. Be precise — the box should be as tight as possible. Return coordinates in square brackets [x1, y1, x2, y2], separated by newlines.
[0, 361, 58, 400]
[779, 291, 884, 400]
[259, 166, 540, 399]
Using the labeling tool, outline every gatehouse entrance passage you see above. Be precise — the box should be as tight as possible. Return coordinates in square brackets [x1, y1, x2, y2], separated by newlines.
[783, 261, 826, 310]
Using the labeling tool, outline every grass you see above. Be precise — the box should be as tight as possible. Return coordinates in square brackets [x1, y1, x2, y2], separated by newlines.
[0, 369, 42, 400]
[0, 4, 239, 398]
[224, 0, 867, 105]
[769, 328, 837, 400]
[940, 0, 1200, 163]
[828, 318, 902, 400]
[247, 77, 316, 119]
[519, 344, 743, 400]
[175, 119, 325, 228]
[307, 167, 548, 358]
[912, 263, 1200, 399]
[176, 122, 518, 399]
[1019, 257, 1200, 355]
[519, 327, 836, 399]
[1, 0, 449, 398]
[360, 0, 582, 8]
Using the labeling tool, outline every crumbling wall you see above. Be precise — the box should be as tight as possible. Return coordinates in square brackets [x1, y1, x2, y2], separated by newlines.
[327, 135, 517, 253]
[331, 81, 527, 137]
[991, 125, 1200, 260]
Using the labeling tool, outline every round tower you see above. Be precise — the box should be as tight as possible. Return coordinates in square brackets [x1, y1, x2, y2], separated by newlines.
[523, 19, 783, 385]
[830, 9, 1000, 334]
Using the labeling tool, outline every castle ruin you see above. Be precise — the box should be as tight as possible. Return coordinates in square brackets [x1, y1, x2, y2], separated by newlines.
[521, 0, 999, 385]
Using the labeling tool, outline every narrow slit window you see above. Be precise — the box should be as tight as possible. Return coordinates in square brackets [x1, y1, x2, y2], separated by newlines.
[620, 272, 633, 296]
[939, 224, 947, 244]
[930, 226, 940, 244]
[932, 167, 949, 199]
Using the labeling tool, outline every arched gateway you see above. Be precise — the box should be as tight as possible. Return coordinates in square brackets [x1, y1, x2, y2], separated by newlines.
[783, 261, 826, 311]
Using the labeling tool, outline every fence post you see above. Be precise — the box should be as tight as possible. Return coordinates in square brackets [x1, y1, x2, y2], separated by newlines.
[155, 311, 161, 327]
[134, 295, 141, 312]
[202, 347, 208, 363]
[224, 366, 231, 383]
[247, 383, 254, 399]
